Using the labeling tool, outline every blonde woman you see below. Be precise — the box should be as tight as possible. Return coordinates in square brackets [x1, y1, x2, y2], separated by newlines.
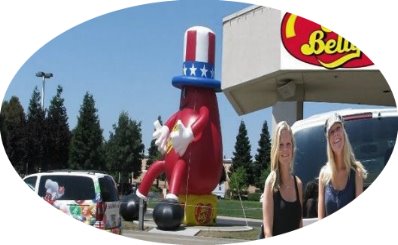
[318, 113, 367, 218]
[262, 121, 303, 238]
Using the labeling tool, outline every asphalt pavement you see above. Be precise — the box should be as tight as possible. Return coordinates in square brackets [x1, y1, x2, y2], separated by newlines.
[121, 209, 262, 244]
[122, 230, 249, 244]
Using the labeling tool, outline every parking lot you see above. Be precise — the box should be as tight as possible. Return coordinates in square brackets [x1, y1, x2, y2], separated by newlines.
[122, 230, 248, 244]
[121, 208, 262, 244]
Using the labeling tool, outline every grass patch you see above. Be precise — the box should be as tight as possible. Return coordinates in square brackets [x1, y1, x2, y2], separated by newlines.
[217, 199, 262, 219]
[147, 198, 262, 220]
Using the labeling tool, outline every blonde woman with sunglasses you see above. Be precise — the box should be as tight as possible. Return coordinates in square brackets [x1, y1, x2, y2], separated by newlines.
[318, 113, 367, 218]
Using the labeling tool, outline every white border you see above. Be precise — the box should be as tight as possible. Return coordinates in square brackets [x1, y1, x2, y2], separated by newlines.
[1, 0, 396, 244]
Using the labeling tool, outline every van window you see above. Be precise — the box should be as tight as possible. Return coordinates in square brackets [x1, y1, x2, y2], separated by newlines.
[38, 175, 96, 200]
[99, 176, 119, 202]
[293, 116, 398, 188]
[293, 124, 326, 187]
[24, 176, 37, 191]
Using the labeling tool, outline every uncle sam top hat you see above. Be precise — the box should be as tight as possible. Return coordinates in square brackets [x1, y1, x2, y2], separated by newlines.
[172, 26, 221, 91]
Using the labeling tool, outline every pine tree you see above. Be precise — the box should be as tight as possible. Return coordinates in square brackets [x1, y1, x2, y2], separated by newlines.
[0, 101, 8, 150]
[230, 121, 253, 184]
[26, 87, 46, 173]
[0, 105, 5, 148]
[254, 120, 271, 190]
[69, 92, 105, 171]
[146, 116, 163, 169]
[147, 139, 160, 167]
[46, 86, 71, 170]
[1, 97, 27, 175]
[105, 111, 144, 184]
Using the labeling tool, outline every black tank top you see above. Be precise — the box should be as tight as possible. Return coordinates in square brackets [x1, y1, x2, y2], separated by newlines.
[272, 176, 302, 236]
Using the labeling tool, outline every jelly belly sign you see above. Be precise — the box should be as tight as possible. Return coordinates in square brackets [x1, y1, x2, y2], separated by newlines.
[281, 13, 373, 69]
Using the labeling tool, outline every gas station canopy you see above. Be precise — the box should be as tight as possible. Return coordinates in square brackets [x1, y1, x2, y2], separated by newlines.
[221, 6, 395, 116]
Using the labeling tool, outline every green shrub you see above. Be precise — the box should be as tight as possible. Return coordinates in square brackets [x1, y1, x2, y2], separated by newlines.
[247, 192, 261, 201]
[150, 185, 162, 193]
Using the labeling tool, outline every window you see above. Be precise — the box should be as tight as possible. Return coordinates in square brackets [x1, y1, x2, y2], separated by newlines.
[293, 116, 398, 188]
[293, 124, 326, 186]
[38, 175, 96, 200]
[24, 176, 37, 191]
[99, 176, 119, 202]
[345, 117, 398, 187]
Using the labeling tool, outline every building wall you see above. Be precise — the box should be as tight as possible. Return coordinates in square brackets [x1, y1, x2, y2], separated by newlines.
[222, 6, 281, 89]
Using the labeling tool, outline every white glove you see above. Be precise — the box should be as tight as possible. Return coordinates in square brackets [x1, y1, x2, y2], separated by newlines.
[152, 120, 169, 154]
[170, 120, 194, 156]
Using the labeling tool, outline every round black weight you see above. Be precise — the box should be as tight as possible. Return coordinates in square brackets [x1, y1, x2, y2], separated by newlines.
[153, 199, 183, 230]
[119, 194, 147, 221]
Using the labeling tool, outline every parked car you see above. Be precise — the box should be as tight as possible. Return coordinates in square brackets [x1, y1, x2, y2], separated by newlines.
[212, 183, 226, 199]
[23, 170, 122, 234]
[292, 107, 398, 218]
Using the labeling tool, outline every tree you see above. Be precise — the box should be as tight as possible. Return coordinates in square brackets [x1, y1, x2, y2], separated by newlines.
[45, 86, 71, 170]
[219, 166, 227, 184]
[230, 121, 253, 184]
[69, 92, 105, 170]
[0, 102, 8, 150]
[105, 111, 145, 184]
[26, 87, 46, 173]
[146, 116, 164, 188]
[228, 166, 248, 199]
[254, 120, 271, 190]
[1, 97, 27, 175]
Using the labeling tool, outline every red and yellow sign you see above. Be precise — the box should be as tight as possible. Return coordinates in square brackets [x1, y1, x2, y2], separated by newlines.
[281, 13, 373, 69]
[179, 194, 217, 226]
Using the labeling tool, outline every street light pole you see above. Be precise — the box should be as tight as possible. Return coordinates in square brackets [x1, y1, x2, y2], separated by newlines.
[35, 71, 53, 110]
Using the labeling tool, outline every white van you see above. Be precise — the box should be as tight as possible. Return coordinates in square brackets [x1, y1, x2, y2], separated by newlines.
[23, 170, 122, 234]
[292, 107, 397, 193]
[212, 183, 226, 199]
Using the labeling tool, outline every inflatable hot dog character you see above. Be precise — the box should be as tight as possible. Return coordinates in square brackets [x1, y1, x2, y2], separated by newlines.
[136, 26, 223, 229]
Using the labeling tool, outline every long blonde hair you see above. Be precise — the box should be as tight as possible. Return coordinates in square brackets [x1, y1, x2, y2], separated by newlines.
[269, 121, 295, 191]
[321, 122, 367, 185]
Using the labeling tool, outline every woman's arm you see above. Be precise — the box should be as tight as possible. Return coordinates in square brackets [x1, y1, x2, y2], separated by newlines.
[263, 175, 274, 238]
[318, 170, 325, 219]
[296, 176, 304, 228]
[355, 165, 364, 197]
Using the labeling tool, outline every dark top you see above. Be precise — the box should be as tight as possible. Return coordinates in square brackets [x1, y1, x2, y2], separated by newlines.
[325, 169, 356, 216]
[272, 176, 302, 236]
[303, 198, 318, 218]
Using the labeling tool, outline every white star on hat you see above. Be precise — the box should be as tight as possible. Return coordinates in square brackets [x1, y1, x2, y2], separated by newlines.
[200, 65, 208, 77]
[210, 68, 215, 78]
[189, 64, 197, 76]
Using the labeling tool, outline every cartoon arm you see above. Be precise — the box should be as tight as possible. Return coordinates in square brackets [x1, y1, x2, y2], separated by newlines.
[190, 106, 209, 141]
[153, 113, 178, 153]
[170, 106, 209, 156]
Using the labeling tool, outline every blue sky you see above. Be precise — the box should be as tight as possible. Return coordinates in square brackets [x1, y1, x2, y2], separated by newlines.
[3, 0, 391, 159]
